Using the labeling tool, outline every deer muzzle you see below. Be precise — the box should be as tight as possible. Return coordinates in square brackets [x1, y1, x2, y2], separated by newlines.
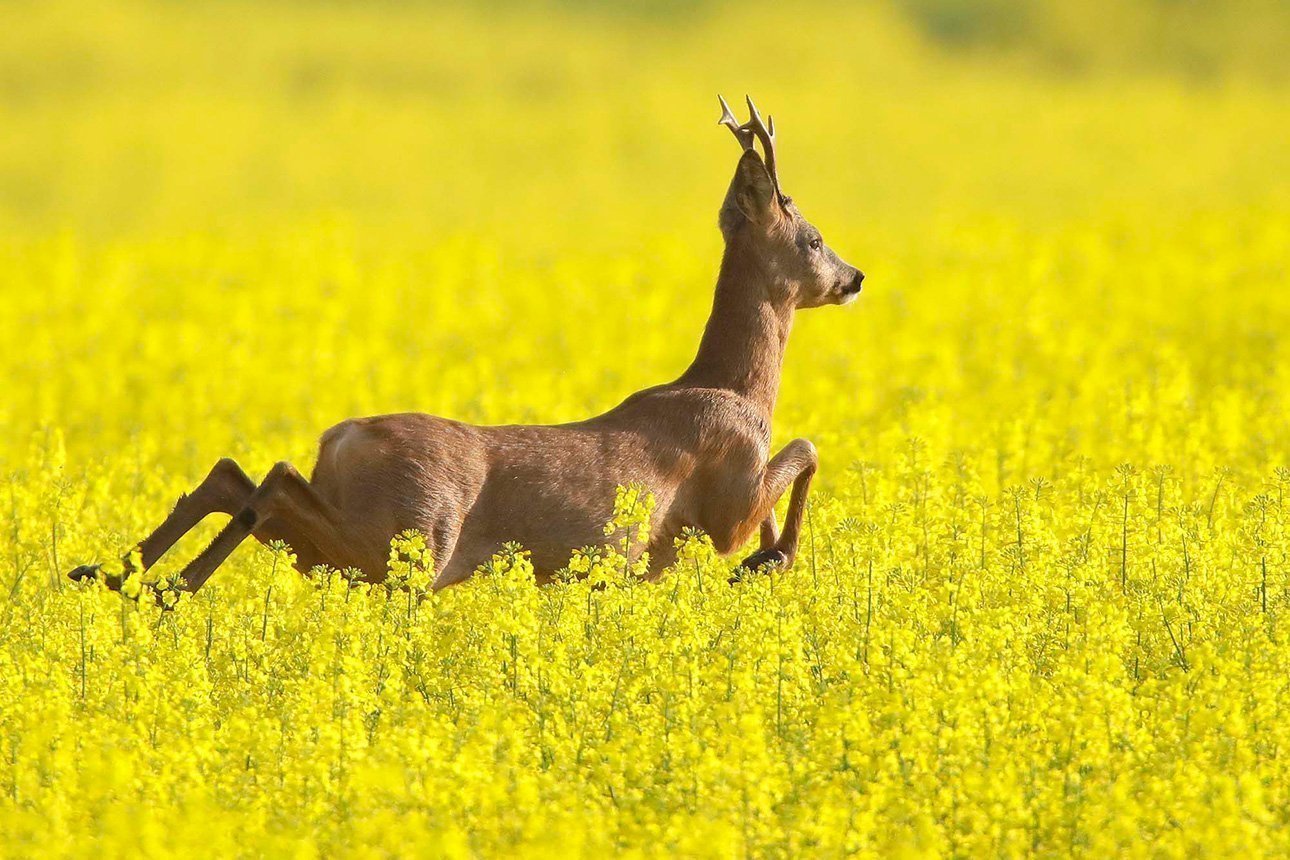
[837, 269, 865, 303]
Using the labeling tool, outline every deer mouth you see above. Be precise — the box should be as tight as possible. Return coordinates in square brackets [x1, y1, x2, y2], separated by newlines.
[837, 281, 863, 304]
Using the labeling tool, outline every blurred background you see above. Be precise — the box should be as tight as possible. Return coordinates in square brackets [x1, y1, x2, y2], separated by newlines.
[2, 0, 1286, 243]
[0, 0, 1287, 482]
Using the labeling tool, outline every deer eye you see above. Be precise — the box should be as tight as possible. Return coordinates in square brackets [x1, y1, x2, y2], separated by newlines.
[808, 237, 822, 251]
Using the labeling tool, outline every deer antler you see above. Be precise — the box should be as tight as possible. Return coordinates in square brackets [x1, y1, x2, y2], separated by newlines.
[717, 94, 755, 151]
[717, 94, 783, 202]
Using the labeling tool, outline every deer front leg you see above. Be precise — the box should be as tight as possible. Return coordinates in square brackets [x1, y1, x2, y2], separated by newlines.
[758, 510, 779, 550]
[736, 439, 817, 575]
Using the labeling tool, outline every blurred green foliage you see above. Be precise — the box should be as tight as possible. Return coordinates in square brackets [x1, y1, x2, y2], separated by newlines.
[391, 0, 1289, 80]
[895, 0, 1288, 79]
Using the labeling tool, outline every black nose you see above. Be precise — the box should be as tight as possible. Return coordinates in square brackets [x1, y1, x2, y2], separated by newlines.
[845, 270, 864, 293]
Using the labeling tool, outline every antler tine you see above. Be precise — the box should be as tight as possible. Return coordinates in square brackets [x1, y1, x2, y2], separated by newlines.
[717, 94, 755, 150]
[716, 94, 785, 201]
[743, 95, 782, 200]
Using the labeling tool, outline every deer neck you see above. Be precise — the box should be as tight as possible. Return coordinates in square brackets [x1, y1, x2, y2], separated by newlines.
[680, 245, 795, 418]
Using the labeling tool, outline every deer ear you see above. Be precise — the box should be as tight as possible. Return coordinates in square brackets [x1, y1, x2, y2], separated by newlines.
[731, 149, 778, 225]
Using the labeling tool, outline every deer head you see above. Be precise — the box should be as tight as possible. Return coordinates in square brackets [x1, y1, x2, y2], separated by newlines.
[717, 95, 864, 309]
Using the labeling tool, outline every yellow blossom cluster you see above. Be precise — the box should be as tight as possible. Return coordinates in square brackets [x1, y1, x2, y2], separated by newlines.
[2, 0, 1289, 856]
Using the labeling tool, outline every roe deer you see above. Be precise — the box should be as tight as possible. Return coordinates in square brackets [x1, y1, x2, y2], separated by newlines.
[69, 96, 864, 595]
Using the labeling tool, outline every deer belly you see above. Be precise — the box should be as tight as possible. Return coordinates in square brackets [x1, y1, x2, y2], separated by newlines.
[459, 463, 618, 571]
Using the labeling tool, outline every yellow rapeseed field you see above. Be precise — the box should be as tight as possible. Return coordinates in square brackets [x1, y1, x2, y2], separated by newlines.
[2, 0, 1288, 856]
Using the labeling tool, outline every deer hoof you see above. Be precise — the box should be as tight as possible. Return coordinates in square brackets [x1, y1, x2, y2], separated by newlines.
[68, 563, 102, 582]
[733, 548, 789, 580]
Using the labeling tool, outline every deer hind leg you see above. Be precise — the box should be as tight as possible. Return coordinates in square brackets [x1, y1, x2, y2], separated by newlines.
[173, 461, 368, 594]
[68, 457, 256, 588]
[427, 522, 470, 590]
[736, 438, 817, 576]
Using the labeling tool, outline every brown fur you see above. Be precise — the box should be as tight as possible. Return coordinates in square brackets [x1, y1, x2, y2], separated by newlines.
[69, 98, 864, 595]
